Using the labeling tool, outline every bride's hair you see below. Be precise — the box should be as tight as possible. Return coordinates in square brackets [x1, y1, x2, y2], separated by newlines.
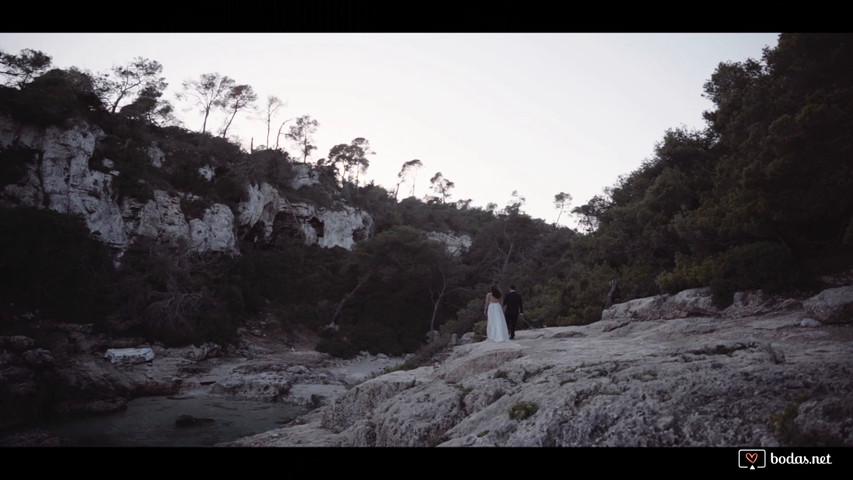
[491, 285, 502, 299]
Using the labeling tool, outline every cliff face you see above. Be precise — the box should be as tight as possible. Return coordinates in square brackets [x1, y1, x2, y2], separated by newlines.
[223, 287, 853, 447]
[0, 115, 373, 254]
[237, 182, 372, 250]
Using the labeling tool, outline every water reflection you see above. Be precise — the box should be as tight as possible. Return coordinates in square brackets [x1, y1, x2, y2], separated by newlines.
[45, 395, 308, 447]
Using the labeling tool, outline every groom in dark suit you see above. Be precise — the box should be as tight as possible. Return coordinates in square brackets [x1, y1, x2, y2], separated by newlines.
[503, 284, 523, 340]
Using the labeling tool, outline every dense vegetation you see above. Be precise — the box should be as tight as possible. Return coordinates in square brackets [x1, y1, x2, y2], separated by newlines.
[1, 34, 850, 358]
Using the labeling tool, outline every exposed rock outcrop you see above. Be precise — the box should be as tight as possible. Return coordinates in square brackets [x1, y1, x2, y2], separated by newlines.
[104, 347, 155, 365]
[223, 287, 853, 447]
[0, 115, 373, 253]
[600, 287, 804, 323]
[0, 117, 129, 248]
[237, 182, 372, 250]
[5, 287, 850, 447]
[425, 231, 472, 257]
[803, 285, 853, 325]
[0, 321, 402, 439]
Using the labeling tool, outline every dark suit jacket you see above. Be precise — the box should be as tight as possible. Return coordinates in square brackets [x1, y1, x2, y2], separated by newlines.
[503, 290, 523, 317]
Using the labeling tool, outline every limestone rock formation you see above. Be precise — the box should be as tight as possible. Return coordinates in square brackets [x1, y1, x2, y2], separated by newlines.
[0, 115, 373, 253]
[104, 347, 155, 365]
[224, 286, 853, 447]
[803, 285, 853, 325]
[425, 231, 472, 257]
[237, 182, 372, 250]
[121, 190, 237, 253]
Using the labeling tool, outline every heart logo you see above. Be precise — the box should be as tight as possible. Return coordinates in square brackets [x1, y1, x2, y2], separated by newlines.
[745, 453, 758, 464]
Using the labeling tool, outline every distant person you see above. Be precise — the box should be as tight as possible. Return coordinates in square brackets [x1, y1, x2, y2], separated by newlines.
[484, 285, 510, 342]
[503, 284, 524, 340]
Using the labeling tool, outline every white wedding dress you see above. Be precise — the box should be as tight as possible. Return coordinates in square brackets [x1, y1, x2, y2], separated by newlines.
[486, 302, 511, 342]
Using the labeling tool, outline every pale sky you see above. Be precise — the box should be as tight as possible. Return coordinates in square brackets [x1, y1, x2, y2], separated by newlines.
[0, 33, 780, 228]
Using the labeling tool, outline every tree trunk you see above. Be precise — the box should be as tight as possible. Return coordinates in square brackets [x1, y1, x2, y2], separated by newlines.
[222, 108, 237, 137]
[201, 108, 211, 134]
[429, 272, 448, 332]
[331, 271, 373, 327]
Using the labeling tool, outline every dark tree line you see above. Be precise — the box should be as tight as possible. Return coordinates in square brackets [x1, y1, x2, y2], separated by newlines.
[566, 33, 853, 311]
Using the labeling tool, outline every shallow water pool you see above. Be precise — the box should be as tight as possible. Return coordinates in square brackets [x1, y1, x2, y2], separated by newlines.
[43, 395, 308, 447]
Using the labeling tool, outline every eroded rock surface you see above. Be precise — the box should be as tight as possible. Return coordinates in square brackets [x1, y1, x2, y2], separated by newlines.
[0, 116, 373, 253]
[0, 321, 402, 441]
[223, 287, 853, 447]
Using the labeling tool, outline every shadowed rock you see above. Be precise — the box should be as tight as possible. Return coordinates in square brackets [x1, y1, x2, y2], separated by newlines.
[175, 414, 215, 428]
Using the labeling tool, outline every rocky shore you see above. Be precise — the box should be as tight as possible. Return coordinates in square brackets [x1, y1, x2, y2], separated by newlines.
[0, 321, 405, 447]
[2, 285, 852, 448]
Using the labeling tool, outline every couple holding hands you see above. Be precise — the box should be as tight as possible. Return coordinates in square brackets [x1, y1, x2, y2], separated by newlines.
[484, 284, 523, 342]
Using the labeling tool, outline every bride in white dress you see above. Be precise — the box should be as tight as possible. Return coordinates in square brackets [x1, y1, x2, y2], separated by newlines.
[484, 285, 511, 342]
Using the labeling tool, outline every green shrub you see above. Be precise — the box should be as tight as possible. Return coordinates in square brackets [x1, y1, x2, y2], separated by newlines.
[213, 170, 247, 206]
[91, 134, 158, 202]
[767, 394, 843, 447]
[657, 255, 716, 294]
[169, 161, 210, 198]
[248, 149, 294, 191]
[509, 401, 538, 420]
[709, 241, 798, 308]
[111, 241, 243, 346]
[0, 69, 104, 128]
[449, 297, 488, 338]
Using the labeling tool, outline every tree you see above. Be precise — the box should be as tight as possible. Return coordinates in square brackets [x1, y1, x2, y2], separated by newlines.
[456, 198, 473, 210]
[553, 191, 572, 225]
[428, 172, 455, 204]
[425, 240, 466, 333]
[571, 195, 609, 233]
[323, 137, 372, 186]
[0, 48, 52, 87]
[274, 117, 293, 150]
[674, 33, 853, 258]
[178, 73, 235, 134]
[219, 83, 257, 138]
[349, 137, 372, 187]
[94, 57, 167, 114]
[328, 226, 456, 354]
[8, 67, 104, 126]
[118, 84, 176, 126]
[257, 95, 285, 149]
[503, 190, 526, 215]
[285, 115, 319, 162]
[259, 96, 285, 149]
[394, 159, 422, 201]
